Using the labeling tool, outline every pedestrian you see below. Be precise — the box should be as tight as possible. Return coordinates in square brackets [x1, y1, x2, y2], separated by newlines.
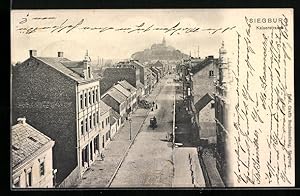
[100, 152, 105, 161]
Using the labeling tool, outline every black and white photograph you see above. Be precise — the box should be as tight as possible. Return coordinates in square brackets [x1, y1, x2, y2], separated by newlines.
[10, 9, 294, 188]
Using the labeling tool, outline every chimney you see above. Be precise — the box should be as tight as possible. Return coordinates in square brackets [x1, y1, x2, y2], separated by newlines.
[29, 50, 37, 57]
[58, 52, 64, 57]
[17, 117, 26, 124]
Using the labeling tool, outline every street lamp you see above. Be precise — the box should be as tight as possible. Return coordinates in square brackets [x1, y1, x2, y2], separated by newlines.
[129, 118, 132, 140]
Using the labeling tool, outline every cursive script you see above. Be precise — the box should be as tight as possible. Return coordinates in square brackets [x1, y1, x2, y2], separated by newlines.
[15, 14, 236, 36]
[231, 14, 294, 186]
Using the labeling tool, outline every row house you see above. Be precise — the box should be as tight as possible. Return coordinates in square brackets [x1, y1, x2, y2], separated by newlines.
[100, 64, 145, 103]
[112, 83, 132, 114]
[118, 80, 138, 110]
[101, 87, 127, 124]
[130, 60, 153, 95]
[150, 67, 161, 82]
[12, 118, 55, 188]
[110, 109, 122, 139]
[12, 50, 102, 187]
[152, 60, 165, 75]
[99, 100, 112, 149]
[149, 69, 158, 85]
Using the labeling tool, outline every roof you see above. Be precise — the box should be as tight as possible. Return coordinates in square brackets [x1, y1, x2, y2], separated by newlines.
[150, 67, 160, 73]
[132, 60, 145, 68]
[35, 57, 85, 82]
[60, 61, 85, 76]
[118, 80, 137, 92]
[12, 121, 54, 169]
[137, 81, 144, 89]
[34, 57, 97, 83]
[110, 109, 121, 120]
[104, 87, 127, 104]
[154, 60, 164, 67]
[194, 93, 214, 113]
[99, 100, 111, 115]
[113, 84, 131, 98]
[191, 56, 215, 75]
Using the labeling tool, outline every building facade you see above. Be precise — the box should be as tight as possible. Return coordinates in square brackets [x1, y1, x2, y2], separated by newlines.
[101, 87, 127, 123]
[117, 80, 138, 111]
[12, 50, 102, 187]
[12, 118, 55, 188]
[99, 100, 112, 149]
[215, 42, 231, 186]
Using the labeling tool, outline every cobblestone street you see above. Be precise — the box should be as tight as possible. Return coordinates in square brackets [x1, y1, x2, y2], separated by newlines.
[75, 77, 166, 188]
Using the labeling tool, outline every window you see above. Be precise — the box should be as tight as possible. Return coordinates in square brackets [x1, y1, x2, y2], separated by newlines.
[89, 115, 92, 129]
[89, 92, 91, 105]
[209, 70, 214, 77]
[84, 93, 87, 107]
[85, 118, 88, 132]
[13, 177, 20, 188]
[80, 94, 83, 109]
[95, 89, 98, 102]
[93, 113, 95, 126]
[81, 120, 84, 135]
[40, 161, 45, 176]
[26, 168, 32, 187]
[102, 121, 104, 129]
[106, 132, 109, 141]
[211, 103, 215, 108]
[92, 90, 95, 104]
[96, 112, 99, 124]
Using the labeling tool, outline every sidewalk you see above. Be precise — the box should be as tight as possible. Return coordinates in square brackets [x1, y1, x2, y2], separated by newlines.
[172, 147, 205, 187]
[75, 78, 166, 188]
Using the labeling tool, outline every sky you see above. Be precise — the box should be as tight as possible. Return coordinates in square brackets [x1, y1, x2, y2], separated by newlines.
[11, 9, 292, 63]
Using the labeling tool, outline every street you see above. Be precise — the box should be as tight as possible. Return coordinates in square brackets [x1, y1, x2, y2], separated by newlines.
[110, 75, 175, 187]
[75, 74, 206, 188]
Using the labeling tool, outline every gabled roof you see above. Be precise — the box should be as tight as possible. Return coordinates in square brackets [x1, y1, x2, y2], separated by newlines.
[12, 121, 54, 169]
[35, 57, 85, 82]
[150, 66, 160, 73]
[113, 84, 131, 98]
[194, 93, 214, 113]
[60, 61, 85, 76]
[191, 56, 215, 75]
[118, 80, 137, 92]
[99, 100, 111, 115]
[103, 87, 127, 104]
[34, 57, 96, 83]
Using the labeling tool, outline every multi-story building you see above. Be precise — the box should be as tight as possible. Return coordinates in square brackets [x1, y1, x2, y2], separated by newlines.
[12, 50, 102, 187]
[191, 55, 218, 103]
[215, 42, 230, 186]
[12, 118, 55, 188]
